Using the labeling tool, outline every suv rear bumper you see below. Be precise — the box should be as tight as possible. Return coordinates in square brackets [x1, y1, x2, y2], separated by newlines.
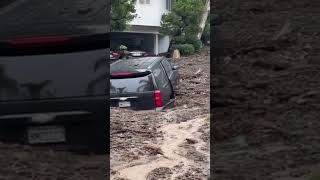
[0, 96, 107, 117]
[0, 96, 108, 150]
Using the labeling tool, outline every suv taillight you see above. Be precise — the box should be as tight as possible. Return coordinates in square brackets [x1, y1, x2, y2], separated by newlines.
[6, 36, 71, 47]
[112, 52, 119, 56]
[154, 90, 163, 107]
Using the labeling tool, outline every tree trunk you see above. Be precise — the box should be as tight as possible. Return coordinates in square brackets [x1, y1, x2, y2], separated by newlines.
[197, 0, 210, 39]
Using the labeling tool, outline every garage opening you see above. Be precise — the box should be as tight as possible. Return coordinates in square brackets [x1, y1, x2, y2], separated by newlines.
[110, 32, 155, 55]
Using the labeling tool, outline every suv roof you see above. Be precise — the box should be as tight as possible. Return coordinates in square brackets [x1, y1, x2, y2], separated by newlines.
[0, 1, 108, 40]
[110, 57, 164, 74]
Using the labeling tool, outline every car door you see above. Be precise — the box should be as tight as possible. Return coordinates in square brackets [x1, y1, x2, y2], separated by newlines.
[161, 59, 179, 90]
[152, 64, 172, 106]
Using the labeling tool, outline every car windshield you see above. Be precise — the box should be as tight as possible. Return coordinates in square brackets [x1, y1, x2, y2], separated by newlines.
[110, 75, 154, 93]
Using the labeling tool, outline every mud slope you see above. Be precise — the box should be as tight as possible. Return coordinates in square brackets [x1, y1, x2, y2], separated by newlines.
[213, 0, 320, 179]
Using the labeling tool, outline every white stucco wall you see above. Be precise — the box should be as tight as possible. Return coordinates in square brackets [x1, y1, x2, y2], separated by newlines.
[115, 1, 171, 55]
[129, 0, 169, 27]
[159, 35, 170, 54]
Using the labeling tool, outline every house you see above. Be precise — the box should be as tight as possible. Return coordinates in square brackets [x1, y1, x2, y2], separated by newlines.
[111, 0, 172, 55]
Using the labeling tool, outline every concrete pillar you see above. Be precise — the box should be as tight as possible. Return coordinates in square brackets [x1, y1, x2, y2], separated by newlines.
[154, 34, 159, 55]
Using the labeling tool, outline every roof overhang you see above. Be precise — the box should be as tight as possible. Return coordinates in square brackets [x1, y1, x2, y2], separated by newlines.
[114, 25, 160, 34]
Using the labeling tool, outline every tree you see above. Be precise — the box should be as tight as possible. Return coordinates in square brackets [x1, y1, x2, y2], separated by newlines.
[111, 0, 137, 31]
[160, 0, 205, 38]
[201, 17, 210, 45]
[160, 0, 206, 54]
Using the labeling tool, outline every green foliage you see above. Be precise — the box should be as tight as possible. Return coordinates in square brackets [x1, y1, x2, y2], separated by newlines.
[189, 39, 203, 52]
[111, 0, 137, 31]
[183, 35, 203, 52]
[173, 35, 186, 44]
[160, 12, 183, 36]
[160, 0, 206, 55]
[161, 0, 205, 37]
[119, 45, 128, 50]
[173, 44, 195, 55]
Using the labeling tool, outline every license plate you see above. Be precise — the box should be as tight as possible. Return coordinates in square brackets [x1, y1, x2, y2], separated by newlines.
[27, 125, 66, 144]
[119, 101, 131, 107]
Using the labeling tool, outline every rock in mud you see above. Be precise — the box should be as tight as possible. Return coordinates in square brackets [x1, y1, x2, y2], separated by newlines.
[143, 144, 165, 156]
[185, 138, 199, 144]
[175, 167, 207, 180]
[146, 167, 173, 180]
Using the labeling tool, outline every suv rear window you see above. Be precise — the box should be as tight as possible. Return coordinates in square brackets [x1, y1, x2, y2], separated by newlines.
[0, 1, 108, 42]
[110, 75, 154, 93]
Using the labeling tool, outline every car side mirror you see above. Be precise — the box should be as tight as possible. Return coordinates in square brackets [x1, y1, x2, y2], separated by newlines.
[172, 65, 179, 70]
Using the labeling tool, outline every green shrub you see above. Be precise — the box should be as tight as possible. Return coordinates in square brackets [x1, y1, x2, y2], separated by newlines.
[173, 36, 186, 44]
[171, 44, 181, 52]
[192, 39, 203, 52]
[185, 35, 198, 43]
[186, 37, 203, 52]
[174, 44, 195, 55]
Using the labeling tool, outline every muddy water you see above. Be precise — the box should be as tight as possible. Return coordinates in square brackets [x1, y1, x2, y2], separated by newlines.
[111, 117, 209, 180]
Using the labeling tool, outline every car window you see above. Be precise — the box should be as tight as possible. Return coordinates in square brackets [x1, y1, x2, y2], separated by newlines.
[110, 75, 154, 93]
[152, 65, 169, 88]
[161, 59, 173, 77]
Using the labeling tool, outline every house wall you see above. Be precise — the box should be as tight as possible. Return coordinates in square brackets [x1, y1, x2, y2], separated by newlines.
[159, 35, 170, 54]
[112, 1, 171, 55]
[129, 0, 169, 27]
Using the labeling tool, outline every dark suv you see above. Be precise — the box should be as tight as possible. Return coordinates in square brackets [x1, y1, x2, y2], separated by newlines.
[110, 57, 179, 111]
[0, 1, 108, 154]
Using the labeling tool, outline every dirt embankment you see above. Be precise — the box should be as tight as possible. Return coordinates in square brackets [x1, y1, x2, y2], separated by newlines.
[213, 0, 320, 179]
[0, 143, 107, 180]
[111, 48, 210, 180]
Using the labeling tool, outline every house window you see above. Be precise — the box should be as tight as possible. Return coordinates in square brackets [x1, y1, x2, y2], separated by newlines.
[166, 0, 172, 10]
[139, 0, 150, 4]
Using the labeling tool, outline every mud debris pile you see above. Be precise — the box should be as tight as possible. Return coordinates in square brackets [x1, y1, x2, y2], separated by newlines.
[213, 0, 320, 179]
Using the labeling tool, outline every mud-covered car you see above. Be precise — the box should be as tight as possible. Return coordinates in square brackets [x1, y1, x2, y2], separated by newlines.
[110, 57, 180, 111]
[128, 50, 149, 57]
[110, 50, 151, 60]
[0, 1, 108, 154]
